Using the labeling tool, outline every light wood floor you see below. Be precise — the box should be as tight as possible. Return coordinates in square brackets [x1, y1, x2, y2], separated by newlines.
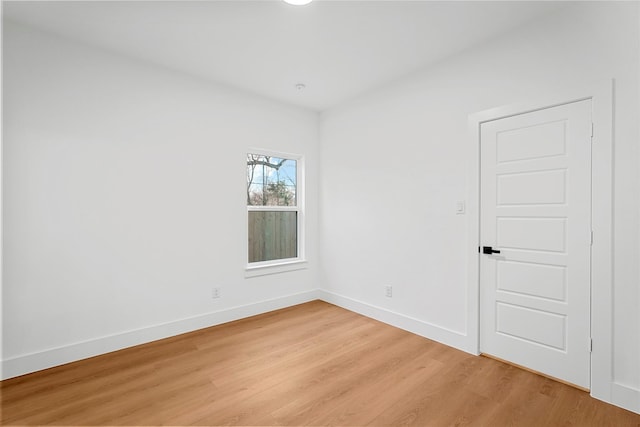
[2, 301, 639, 426]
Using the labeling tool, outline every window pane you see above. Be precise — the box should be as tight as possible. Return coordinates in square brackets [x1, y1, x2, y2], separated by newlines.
[247, 154, 296, 206]
[248, 211, 297, 262]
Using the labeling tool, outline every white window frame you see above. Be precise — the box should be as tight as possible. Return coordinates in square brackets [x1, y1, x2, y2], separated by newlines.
[245, 149, 306, 277]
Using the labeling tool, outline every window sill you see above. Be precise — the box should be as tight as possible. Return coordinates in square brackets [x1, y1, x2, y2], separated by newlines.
[245, 259, 308, 278]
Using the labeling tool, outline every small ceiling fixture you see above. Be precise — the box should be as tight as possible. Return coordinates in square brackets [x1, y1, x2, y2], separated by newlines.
[295, 83, 306, 91]
[283, 0, 313, 5]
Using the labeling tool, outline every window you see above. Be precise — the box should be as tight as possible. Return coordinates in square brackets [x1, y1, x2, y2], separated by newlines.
[247, 151, 303, 269]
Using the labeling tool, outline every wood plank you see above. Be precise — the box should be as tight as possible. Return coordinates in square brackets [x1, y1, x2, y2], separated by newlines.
[2, 300, 639, 426]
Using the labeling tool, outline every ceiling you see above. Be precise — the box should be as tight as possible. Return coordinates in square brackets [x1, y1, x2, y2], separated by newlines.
[3, 1, 568, 111]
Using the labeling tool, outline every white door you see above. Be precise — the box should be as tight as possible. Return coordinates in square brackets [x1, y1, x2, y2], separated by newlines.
[479, 99, 592, 389]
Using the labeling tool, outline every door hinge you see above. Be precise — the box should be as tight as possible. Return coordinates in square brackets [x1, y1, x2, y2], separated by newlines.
[590, 230, 594, 245]
[591, 122, 594, 139]
[590, 338, 593, 353]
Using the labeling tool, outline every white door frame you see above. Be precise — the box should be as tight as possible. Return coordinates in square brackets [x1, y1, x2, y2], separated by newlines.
[466, 80, 613, 402]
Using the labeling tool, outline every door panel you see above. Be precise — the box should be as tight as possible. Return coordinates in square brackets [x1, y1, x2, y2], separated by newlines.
[480, 99, 592, 389]
[496, 119, 566, 162]
[496, 217, 567, 252]
[496, 260, 566, 301]
[496, 303, 566, 350]
[497, 169, 566, 205]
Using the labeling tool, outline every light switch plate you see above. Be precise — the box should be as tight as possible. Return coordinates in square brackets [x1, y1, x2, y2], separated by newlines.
[456, 200, 465, 214]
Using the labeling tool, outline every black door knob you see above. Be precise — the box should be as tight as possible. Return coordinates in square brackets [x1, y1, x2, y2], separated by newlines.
[482, 246, 501, 254]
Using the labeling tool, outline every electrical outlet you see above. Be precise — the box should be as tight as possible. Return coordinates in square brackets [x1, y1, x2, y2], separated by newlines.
[385, 285, 393, 298]
[212, 287, 221, 299]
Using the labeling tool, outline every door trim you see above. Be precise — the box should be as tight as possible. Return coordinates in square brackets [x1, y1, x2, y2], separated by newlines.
[466, 80, 613, 403]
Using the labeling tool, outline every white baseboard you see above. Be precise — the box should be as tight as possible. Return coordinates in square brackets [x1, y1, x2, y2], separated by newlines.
[611, 382, 640, 414]
[317, 289, 474, 355]
[1, 289, 320, 380]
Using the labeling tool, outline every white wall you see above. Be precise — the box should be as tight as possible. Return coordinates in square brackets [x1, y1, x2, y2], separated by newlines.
[2, 21, 320, 378]
[320, 1, 639, 412]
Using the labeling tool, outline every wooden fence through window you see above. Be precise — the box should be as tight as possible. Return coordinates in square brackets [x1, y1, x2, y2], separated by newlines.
[248, 211, 297, 262]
